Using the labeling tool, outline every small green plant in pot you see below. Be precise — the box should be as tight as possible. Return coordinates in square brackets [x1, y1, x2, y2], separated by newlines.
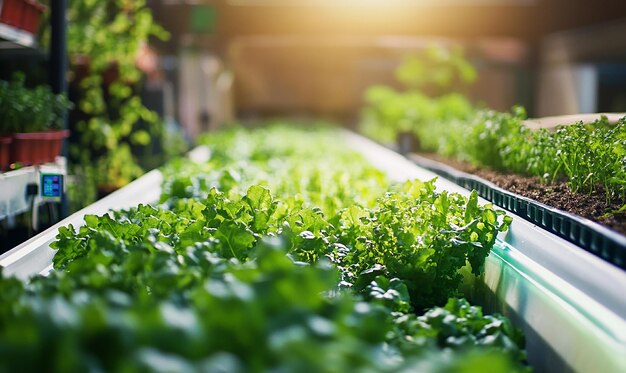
[0, 73, 72, 168]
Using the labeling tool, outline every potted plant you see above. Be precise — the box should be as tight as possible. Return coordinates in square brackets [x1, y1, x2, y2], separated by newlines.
[0, 74, 71, 168]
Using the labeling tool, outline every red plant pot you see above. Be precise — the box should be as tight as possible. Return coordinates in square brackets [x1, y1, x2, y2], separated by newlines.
[20, 0, 45, 33]
[0, 0, 25, 28]
[0, 136, 12, 171]
[11, 130, 69, 166]
[46, 129, 69, 160]
[12, 131, 47, 165]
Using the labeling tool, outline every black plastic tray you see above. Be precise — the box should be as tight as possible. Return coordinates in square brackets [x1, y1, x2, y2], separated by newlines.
[408, 153, 626, 270]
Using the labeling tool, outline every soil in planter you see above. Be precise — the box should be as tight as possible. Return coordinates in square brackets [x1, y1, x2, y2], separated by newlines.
[413, 152, 626, 236]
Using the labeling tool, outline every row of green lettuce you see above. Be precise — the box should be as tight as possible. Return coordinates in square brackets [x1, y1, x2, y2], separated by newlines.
[361, 86, 626, 204]
[1, 124, 525, 372]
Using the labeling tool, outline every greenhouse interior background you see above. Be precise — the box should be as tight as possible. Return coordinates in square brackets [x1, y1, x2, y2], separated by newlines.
[1, 0, 626, 372]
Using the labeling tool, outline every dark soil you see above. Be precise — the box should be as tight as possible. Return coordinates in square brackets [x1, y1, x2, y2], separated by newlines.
[412, 153, 626, 236]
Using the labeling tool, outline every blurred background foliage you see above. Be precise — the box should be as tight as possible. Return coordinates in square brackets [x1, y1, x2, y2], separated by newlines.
[38, 0, 187, 211]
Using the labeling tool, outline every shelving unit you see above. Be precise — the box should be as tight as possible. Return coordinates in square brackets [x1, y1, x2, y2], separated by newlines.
[0, 1, 68, 250]
[0, 17, 46, 241]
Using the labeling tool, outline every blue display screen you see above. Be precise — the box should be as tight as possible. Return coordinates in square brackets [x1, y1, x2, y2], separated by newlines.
[41, 174, 63, 199]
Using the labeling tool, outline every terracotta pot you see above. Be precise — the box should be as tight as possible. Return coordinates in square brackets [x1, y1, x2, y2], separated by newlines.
[0, 0, 25, 28]
[20, 0, 45, 34]
[12, 131, 47, 165]
[11, 130, 69, 165]
[46, 129, 69, 160]
[0, 135, 12, 171]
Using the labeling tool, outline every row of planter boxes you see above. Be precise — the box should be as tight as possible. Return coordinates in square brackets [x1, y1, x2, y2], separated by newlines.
[0, 130, 69, 171]
[0, 0, 45, 34]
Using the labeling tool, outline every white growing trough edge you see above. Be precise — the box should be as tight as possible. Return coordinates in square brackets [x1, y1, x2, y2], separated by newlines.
[0, 170, 163, 279]
[0, 131, 625, 373]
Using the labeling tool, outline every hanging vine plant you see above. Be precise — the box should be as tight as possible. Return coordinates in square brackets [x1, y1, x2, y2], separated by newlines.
[43, 0, 169, 208]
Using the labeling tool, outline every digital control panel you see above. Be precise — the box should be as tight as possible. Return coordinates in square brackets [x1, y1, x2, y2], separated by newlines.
[40, 174, 63, 202]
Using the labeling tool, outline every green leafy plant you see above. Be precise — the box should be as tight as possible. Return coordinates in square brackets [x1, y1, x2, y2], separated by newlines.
[41, 0, 169, 208]
[360, 52, 626, 207]
[360, 88, 475, 146]
[0, 125, 526, 371]
[0, 73, 72, 134]
[337, 180, 511, 310]
[396, 45, 477, 94]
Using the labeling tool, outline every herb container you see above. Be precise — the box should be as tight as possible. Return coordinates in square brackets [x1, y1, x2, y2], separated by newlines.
[0, 74, 73, 167]
[11, 129, 69, 165]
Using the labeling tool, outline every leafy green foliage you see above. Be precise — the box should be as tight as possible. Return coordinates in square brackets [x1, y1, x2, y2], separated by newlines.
[387, 298, 526, 363]
[336, 181, 511, 310]
[2, 250, 395, 372]
[549, 117, 626, 202]
[420, 298, 525, 359]
[360, 87, 474, 145]
[361, 71, 626, 206]
[395, 45, 477, 93]
[364, 275, 412, 313]
[41, 0, 171, 207]
[162, 125, 389, 217]
[0, 73, 72, 134]
[1, 125, 525, 371]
